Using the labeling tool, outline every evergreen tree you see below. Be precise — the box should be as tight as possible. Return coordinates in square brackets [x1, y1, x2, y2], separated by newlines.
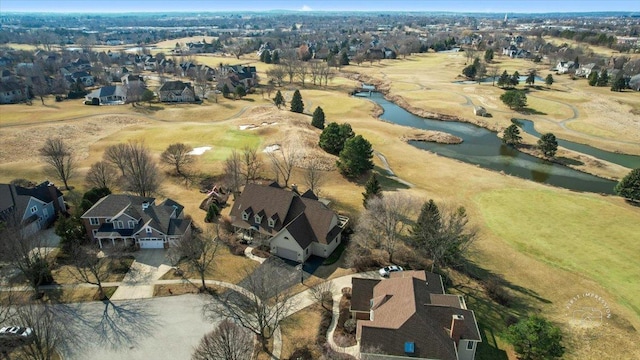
[502, 124, 522, 146]
[597, 69, 609, 86]
[290, 89, 304, 113]
[259, 50, 267, 63]
[506, 316, 565, 360]
[497, 70, 510, 88]
[362, 173, 382, 207]
[234, 84, 246, 99]
[271, 50, 280, 64]
[205, 203, 220, 222]
[510, 71, 520, 87]
[222, 83, 231, 98]
[611, 76, 626, 92]
[526, 71, 536, 86]
[588, 71, 599, 86]
[614, 168, 640, 201]
[484, 48, 494, 63]
[273, 90, 285, 109]
[337, 135, 374, 178]
[411, 199, 441, 247]
[545, 74, 554, 88]
[340, 50, 350, 66]
[538, 133, 558, 158]
[311, 106, 326, 129]
[264, 51, 272, 64]
[319, 122, 354, 155]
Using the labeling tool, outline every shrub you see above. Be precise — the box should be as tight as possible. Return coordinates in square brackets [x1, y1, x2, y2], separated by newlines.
[344, 319, 356, 334]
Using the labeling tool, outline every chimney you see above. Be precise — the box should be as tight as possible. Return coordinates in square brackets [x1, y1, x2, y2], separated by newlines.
[291, 184, 299, 194]
[142, 201, 150, 210]
[450, 314, 465, 345]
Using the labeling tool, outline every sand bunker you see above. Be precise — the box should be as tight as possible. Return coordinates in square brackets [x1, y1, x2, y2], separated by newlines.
[188, 146, 212, 155]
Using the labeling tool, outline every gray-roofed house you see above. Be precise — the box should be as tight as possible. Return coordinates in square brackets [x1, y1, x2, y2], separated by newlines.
[81, 194, 192, 249]
[352, 270, 482, 360]
[0, 80, 29, 104]
[158, 80, 196, 103]
[229, 183, 349, 262]
[0, 181, 65, 237]
[85, 85, 127, 105]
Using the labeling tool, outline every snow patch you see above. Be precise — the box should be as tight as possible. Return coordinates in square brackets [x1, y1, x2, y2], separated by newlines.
[188, 146, 212, 155]
[263, 144, 281, 153]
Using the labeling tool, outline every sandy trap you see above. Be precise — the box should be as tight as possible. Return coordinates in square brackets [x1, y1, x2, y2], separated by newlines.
[187, 146, 212, 155]
[239, 122, 279, 130]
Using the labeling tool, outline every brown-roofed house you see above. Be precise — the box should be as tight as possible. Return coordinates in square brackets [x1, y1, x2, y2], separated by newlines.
[229, 183, 349, 262]
[81, 194, 192, 249]
[351, 270, 481, 360]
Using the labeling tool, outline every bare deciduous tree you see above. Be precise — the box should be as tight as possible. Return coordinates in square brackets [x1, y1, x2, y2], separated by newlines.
[205, 259, 295, 352]
[68, 244, 129, 300]
[224, 150, 243, 195]
[0, 212, 53, 296]
[119, 142, 162, 197]
[11, 302, 71, 360]
[39, 137, 75, 190]
[265, 65, 286, 87]
[193, 66, 211, 100]
[267, 145, 299, 188]
[103, 143, 129, 176]
[302, 157, 326, 195]
[241, 147, 263, 185]
[192, 319, 254, 360]
[160, 143, 195, 177]
[355, 193, 419, 262]
[295, 61, 309, 87]
[309, 281, 334, 310]
[85, 160, 119, 190]
[169, 228, 218, 293]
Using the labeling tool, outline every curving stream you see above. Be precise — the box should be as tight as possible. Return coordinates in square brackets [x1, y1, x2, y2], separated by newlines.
[356, 92, 618, 194]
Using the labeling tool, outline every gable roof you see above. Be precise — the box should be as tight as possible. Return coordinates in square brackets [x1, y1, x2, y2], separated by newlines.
[83, 194, 190, 237]
[86, 85, 126, 99]
[158, 80, 193, 92]
[355, 270, 481, 360]
[229, 183, 342, 248]
[0, 181, 62, 219]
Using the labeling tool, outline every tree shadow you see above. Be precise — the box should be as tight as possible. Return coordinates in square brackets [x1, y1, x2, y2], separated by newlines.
[66, 299, 159, 353]
[557, 157, 584, 166]
[519, 107, 547, 116]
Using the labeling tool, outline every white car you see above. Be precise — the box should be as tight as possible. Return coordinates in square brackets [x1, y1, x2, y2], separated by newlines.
[379, 265, 404, 277]
[0, 326, 33, 339]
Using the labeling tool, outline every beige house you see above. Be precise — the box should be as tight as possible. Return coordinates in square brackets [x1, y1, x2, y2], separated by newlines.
[351, 270, 482, 360]
[158, 80, 196, 103]
[229, 183, 348, 262]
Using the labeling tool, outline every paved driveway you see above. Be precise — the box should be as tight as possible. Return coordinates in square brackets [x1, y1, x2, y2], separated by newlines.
[110, 250, 172, 300]
[61, 295, 215, 360]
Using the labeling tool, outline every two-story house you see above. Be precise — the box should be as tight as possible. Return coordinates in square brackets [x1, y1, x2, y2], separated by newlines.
[229, 183, 348, 262]
[351, 270, 482, 360]
[157, 80, 196, 103]
[0, 181, 65, 237]
[81, 194, 192, 249]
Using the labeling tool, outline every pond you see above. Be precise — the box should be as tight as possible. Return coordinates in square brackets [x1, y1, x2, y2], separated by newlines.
[356, 92, 617, 194]
[513, 119, 640, 169]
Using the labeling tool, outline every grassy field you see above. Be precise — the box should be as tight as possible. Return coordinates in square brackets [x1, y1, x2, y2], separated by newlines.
[1, 44, 639, 359]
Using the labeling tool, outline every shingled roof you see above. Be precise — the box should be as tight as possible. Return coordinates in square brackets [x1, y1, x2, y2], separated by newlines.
[229, 183, 342, 249]
[354, 270, 481, 360]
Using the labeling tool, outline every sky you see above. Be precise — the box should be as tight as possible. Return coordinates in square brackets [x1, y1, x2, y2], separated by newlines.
[0, 0, 638, 14]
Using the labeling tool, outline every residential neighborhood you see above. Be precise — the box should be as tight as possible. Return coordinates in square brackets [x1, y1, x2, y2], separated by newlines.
[0, 2, 639, 360]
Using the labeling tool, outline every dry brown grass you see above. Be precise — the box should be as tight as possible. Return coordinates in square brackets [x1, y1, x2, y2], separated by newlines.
[280, 303, 324, 359]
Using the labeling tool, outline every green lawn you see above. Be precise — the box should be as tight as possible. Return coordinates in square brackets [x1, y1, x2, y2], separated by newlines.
[475, 189, 640, 318]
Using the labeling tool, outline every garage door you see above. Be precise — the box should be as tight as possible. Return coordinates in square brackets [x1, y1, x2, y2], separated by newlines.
[139, 238, 164, 249]
[276, 247, 298, 261]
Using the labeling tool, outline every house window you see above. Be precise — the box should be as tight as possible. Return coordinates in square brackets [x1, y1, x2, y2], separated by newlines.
[254, 214, 262, 223]
[90, 218, 99, 225]
[268, 218, 275, 228]
[30, 206, 37, 213]
[305, 248, 309, 255]
[242, 211, 249, 221]
[92, 229, 98, 236]
[146, 227, 152, 234]
[128, 220, 136, 229]
[114, 221, 124, 229]
[467, 342, 474, 350]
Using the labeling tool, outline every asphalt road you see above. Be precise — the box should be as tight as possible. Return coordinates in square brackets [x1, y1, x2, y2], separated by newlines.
[60, 294, 215, 360]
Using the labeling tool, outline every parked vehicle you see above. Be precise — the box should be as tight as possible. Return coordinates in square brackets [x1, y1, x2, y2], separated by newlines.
[379, 265, 404, 277]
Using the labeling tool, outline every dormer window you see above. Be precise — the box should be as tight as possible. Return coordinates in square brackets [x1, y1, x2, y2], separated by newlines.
[268, 218, 275, 228]
[242, 211, 249, 221]
[254, 214, 262, 224]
